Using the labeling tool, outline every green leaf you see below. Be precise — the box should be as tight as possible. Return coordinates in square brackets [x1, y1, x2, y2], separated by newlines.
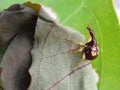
[0, 3, 97, 90]
[39, 0, 120, 90]
[0, 0, 120, 90]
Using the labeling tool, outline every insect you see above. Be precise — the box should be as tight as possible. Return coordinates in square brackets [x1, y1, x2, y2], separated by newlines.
[66, 26, 99, 67]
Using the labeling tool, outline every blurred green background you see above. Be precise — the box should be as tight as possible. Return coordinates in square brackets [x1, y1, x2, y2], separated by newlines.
[0, 0, 120, 90]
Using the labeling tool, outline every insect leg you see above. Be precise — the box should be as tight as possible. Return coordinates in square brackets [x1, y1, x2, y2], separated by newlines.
[66, 38, 85, 46]
[75, 53, 85, 68]
[69, 47, 85, 53]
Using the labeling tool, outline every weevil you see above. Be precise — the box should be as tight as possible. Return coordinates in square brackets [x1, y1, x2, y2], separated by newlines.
[66, 26, 99, 67]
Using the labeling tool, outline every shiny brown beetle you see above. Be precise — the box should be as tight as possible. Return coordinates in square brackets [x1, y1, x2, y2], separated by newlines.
[66, 26, 99, 67]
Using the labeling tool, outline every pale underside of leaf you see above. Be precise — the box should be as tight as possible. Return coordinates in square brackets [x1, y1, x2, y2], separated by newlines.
[28, 6, 97, 90]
